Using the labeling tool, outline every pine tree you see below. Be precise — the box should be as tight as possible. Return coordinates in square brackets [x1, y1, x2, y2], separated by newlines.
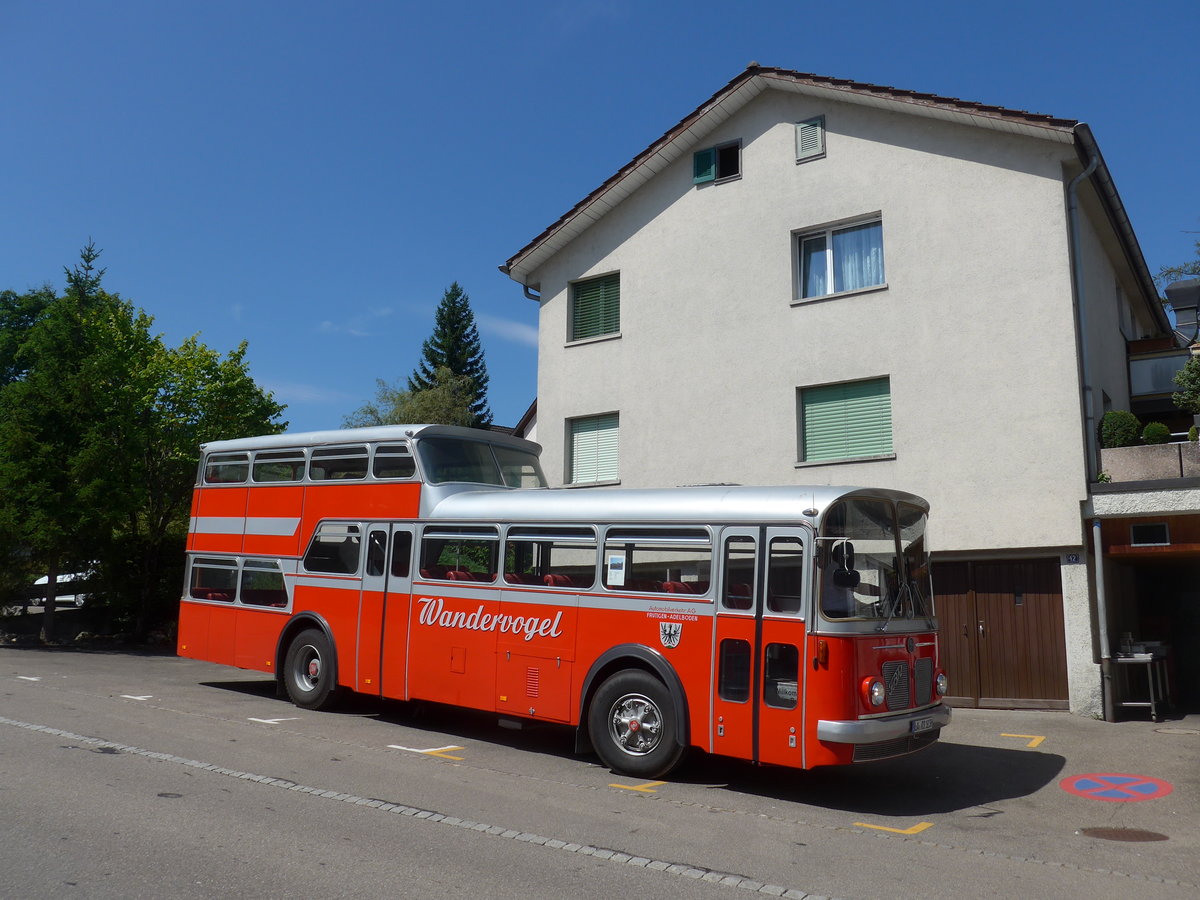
[408, 282, 492, 427]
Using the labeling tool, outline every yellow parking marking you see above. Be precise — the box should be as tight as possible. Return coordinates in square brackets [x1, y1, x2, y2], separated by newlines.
[611, 780, 666, 793]
[1001, 733, 1046, 748]
[389, 744, 465, 760]
[854, 821, 934, 835]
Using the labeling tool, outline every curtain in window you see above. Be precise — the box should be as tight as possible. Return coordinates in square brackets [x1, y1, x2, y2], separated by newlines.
[801, 235, 827, 298]
[832, 221, 884, 293]
[570, 413, 619, 483]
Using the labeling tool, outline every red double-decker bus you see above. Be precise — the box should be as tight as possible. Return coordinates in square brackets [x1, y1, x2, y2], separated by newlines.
[179, 424, 949, 777]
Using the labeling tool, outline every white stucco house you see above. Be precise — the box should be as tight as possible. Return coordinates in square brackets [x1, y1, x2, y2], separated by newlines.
[500, 65, 1190, 718]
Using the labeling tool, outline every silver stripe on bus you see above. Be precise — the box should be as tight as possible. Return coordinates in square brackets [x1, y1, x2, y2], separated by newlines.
[293, 575, 365, 591]
[189, 516, 300, 536]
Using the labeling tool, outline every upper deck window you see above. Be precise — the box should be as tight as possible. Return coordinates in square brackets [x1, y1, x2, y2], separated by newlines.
[418, 437, 546, 488]
[309, 445, 368, 481]
[204, 453, 249, 484]
[252, 449, 305, 483]
[372, 443, 416, 480]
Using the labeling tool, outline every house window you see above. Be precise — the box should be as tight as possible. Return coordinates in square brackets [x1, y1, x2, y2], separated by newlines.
[569, 413, 619, 484]
[798, 377, 893, 462]
[1130, 522, 1170, 547]
[795, 116, 825, 162]
[798, 219, 884, 299]
[693, 141, 741, 184]
[571, 273, 620, 342]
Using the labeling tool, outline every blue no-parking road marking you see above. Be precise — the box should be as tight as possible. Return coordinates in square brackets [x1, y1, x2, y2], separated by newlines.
[1060, 773, 1173, 802]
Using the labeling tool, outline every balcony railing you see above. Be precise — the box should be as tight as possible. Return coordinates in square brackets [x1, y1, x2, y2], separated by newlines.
[1099, 441, 1200, 485]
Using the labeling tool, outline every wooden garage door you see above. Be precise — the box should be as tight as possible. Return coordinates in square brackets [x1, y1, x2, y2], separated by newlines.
[933, 559, 1069, 709]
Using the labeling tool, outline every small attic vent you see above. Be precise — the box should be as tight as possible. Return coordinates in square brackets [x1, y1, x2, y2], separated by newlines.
[1130, 522, 1170, 547]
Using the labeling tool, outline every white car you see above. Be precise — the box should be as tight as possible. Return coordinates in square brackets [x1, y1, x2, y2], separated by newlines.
[33, 571, 92, 608]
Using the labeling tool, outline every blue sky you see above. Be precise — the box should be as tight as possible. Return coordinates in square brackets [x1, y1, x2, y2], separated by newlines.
[2, 0, 1197, 433]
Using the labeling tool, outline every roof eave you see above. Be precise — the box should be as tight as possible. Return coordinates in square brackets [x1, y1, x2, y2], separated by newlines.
[1072, 124, 1169, 334]
[502, 66, 1082, 288]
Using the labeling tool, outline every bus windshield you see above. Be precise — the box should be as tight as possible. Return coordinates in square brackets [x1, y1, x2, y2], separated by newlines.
[418, 437, 547, 488]
[818, 497, 933, 623]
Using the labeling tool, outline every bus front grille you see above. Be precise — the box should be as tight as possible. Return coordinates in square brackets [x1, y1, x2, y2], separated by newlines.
[882, 660, 910, 710]
[914, 657, 933, 705]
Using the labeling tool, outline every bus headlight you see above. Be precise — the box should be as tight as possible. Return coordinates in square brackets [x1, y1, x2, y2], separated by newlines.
[861, 676, 886, 708]
[935, 672, 949, 696]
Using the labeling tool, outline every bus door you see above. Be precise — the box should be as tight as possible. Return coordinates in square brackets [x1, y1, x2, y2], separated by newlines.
[360, 523, 415, 698]
[711, 528, 809, 767]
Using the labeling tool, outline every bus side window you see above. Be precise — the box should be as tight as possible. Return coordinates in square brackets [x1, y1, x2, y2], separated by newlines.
[373, 444, 416, 479]
[722, 536, 756, 610]
[420, 529, 498, 583]
[189, 556, 238, 601]
[504, 528, 596, 588]
[390, 531, 412, 578]
[240, 560, 289, 608]
[766, 537, 805, 616]
[302, 524, 362, 574]
[366, 531, 387, 577]
[204, 453, 249, 484]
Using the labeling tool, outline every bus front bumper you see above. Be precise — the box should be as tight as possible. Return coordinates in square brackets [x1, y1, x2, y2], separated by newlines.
[817, 704, 951, 744]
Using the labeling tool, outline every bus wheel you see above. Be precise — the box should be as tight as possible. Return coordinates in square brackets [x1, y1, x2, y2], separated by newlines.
[589, 670, 684, 778]
[283, 628, 339, 711]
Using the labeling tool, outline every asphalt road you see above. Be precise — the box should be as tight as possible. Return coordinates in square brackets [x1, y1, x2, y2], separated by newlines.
[2, 646, 1197, 899]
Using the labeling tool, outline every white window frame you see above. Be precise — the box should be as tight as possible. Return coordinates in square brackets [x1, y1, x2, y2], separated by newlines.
[795, 216, 886, 301]
[567, 413, 619, 486]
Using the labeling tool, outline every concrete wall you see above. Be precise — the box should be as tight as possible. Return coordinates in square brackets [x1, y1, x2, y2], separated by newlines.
[529, 88, 1113, 555]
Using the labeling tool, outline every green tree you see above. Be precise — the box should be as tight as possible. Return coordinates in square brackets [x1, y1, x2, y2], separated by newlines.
[0, 285, 56, 386]
[1156, 236, 1200, 287]
[0, 246, 124, 638]
[0, 244, 285, 640]
[1172, 354, 1200, 415]
[407, 282, 492, 427]
[345, 366, 476, 428]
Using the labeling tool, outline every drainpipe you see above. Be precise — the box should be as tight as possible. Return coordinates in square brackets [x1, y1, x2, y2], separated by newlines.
[1067, 146, 1100, 482]
[1069, 146, 1108, 719]
[1092, 518, 1114, 721]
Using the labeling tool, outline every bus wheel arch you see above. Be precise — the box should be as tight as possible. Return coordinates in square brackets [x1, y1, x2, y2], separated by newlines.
[277, 615, 341, 711]
[578, 645, 689, 778]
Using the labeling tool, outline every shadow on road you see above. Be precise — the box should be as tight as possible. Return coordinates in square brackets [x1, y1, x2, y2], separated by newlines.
[676, 741, 1066, 816]
[193, 677, 1064, 813]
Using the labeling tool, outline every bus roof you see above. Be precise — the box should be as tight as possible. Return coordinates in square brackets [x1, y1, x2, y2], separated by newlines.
[424, 484, 928, 526]
[201, 424, 541, 456]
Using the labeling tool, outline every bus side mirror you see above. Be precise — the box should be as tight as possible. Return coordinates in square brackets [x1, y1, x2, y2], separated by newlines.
[832, 540, 855, 572]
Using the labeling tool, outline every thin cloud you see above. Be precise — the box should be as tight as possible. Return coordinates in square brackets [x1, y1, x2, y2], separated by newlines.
[266, 380, 355, 405]
[317, 307, 394, 338]
[476, 313, 538, 347]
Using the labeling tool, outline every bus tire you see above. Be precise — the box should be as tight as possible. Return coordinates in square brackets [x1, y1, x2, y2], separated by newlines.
[588, 670, 684, 778]
[283, 628, 340, 711]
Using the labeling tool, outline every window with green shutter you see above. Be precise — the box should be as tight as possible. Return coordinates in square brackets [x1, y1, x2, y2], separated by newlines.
[799, 378, 893, 462]
[570, 273, 620, 341]
[693, 141, 741, 184]
[569, 413, 619, 484]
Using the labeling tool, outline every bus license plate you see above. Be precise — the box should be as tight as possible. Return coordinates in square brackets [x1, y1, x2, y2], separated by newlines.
[911, 716, 935, 734]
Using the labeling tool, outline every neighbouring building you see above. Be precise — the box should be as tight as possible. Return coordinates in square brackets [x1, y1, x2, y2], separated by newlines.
[500, 65, 1195, 718]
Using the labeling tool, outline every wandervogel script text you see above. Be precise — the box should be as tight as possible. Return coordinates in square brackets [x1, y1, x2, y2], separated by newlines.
[416, 596, 564, 642]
